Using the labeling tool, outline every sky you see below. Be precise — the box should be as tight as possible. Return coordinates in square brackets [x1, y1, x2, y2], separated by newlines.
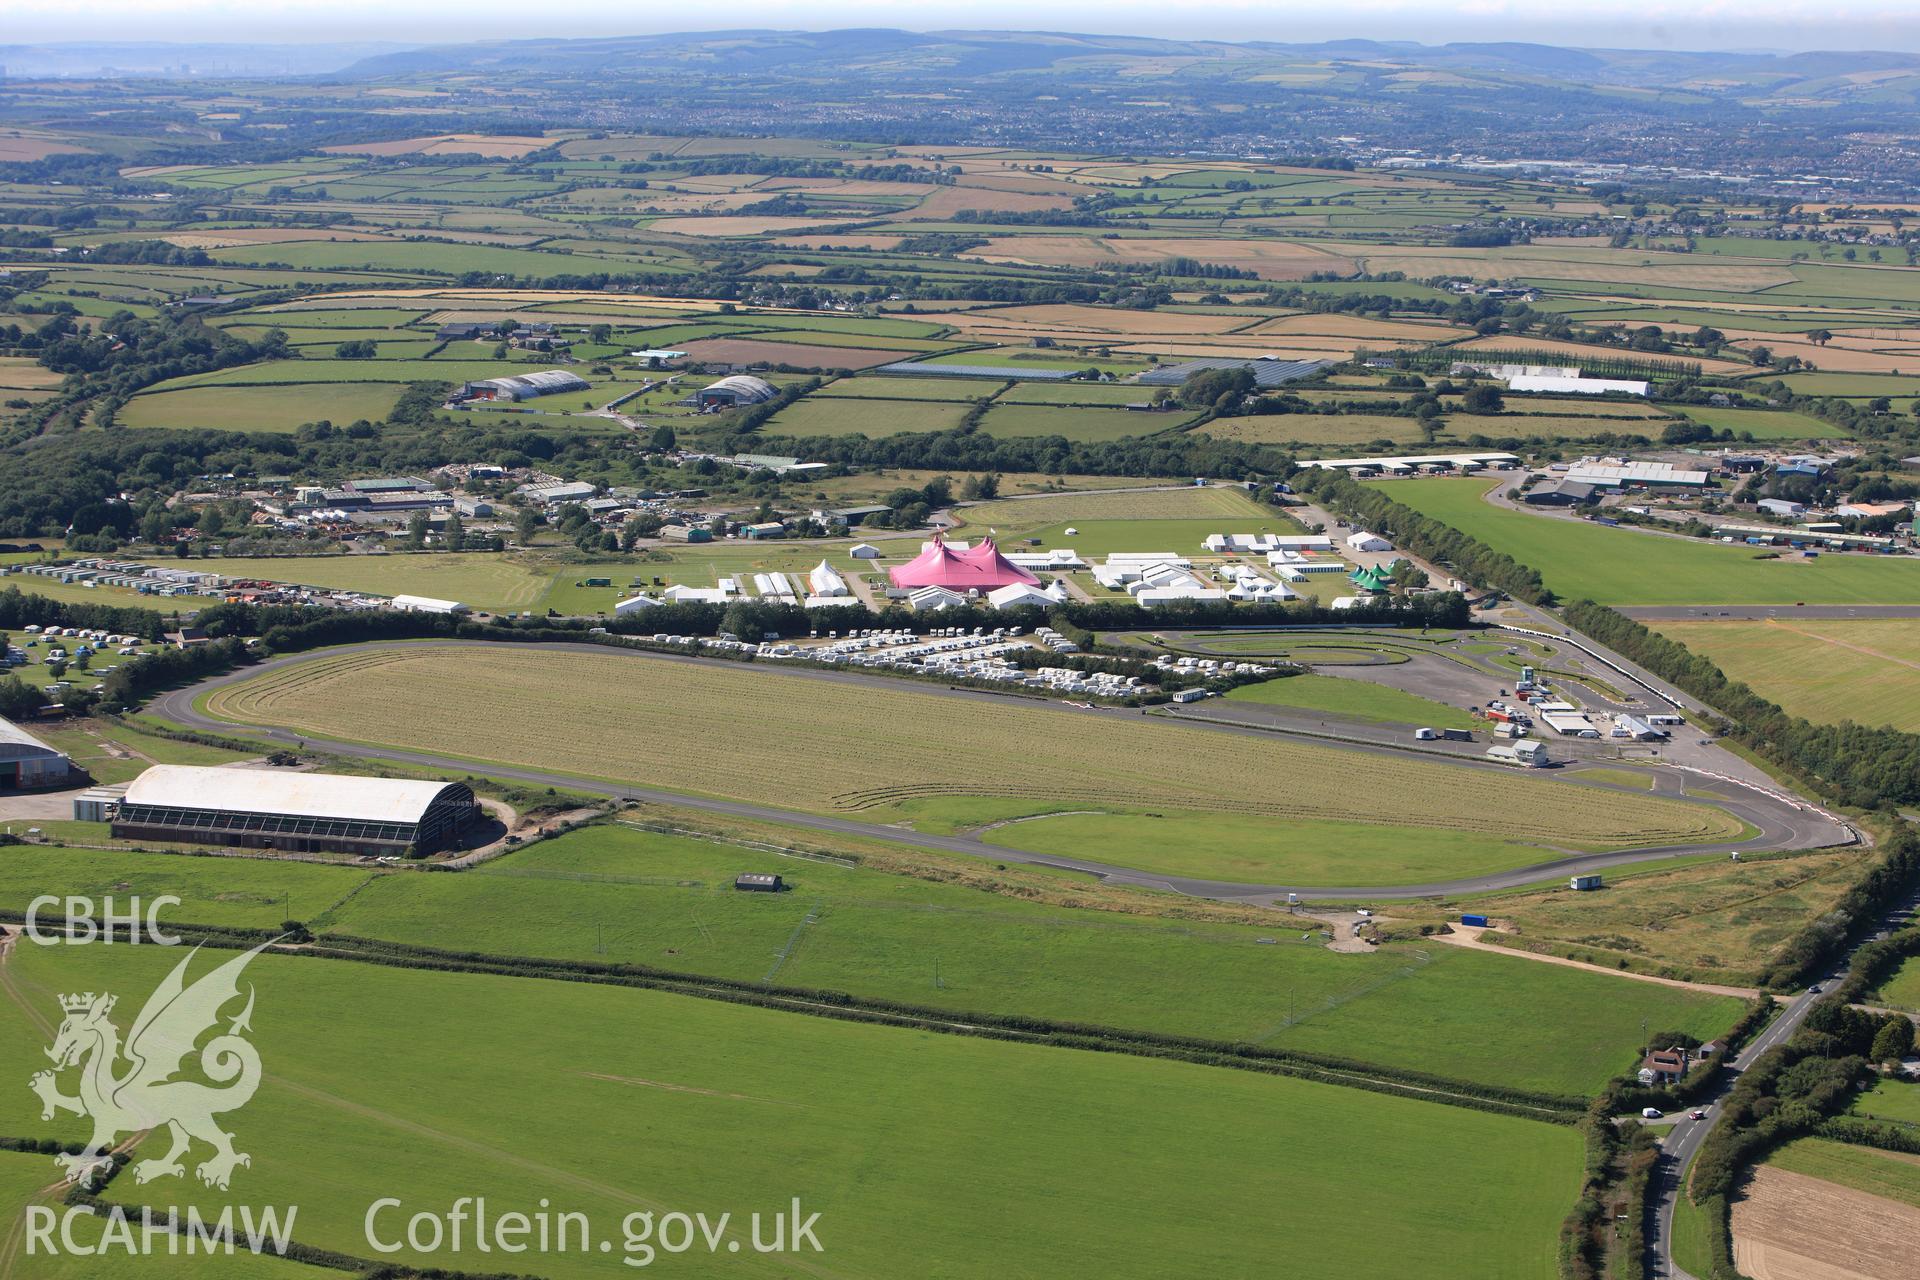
[3, 0, 1918, 54]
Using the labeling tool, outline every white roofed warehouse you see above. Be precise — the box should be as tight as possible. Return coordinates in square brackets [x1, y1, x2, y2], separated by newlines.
[0, 716, 74, 790]
[111, 765, 480, 857]
[692, 375, 779, 408]
[458, 369, 590, 403]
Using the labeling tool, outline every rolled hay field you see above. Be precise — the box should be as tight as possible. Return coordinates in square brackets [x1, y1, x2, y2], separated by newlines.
[202, 645, 1745, 857]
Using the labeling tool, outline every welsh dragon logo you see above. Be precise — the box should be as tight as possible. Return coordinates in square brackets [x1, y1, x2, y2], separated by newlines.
[31, 942, 271, 1190]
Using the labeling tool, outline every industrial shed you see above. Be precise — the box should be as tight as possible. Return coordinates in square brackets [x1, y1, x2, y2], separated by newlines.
[0, 716, 74, 790]
[458, 370, 590, 402]
[111, 765, 479, 856]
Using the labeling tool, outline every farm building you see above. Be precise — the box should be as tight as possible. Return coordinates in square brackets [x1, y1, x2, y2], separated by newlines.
[0, 715, 74, 790]
[390, 595, 466, 615]
[849, 543, 881, 559]
[660, 524, 713, 543]
[1564, 462, 1709, 489]
[889, 536, 1040, 592]
[1137, 356, 1331, 389]
[1507, 375, 1650, 397]
[692, 375, 778, 408]
[1524, 480, 1598, 506]
[110, 765, 480, 856]
[458, 370, 590, 403]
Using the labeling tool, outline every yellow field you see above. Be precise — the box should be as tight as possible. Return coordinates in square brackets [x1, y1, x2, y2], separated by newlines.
[203, 645, 1744, 849]
[1654, 618, 1920, 731]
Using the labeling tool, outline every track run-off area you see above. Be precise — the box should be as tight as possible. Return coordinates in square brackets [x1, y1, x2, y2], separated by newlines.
[155, 639, 1852, 903]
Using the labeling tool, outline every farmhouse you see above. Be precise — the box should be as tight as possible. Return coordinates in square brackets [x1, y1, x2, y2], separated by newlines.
[0, 715, 74, 790]
[111, 765, 480, 856]
[889, 536, 1040, 592]
[458, 370, 590, 403]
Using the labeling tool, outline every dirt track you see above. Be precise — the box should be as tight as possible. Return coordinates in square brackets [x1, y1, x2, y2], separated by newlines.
[1433, 925, 1762, 998]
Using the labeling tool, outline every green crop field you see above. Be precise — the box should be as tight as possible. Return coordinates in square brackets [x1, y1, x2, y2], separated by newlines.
[1197, 413, 1433, 446]
[1224, 672, 1482, 731]
[760, 396, 972, 438]
[1374, 477, 1920, 605]
[199, 645, 1745, 885]
[1652, 618, 1920, 731]
[1, 827, 1745, 1095]
[119, 383, 407, 432]
[810, 377, 993, 401]
[0, 941, 1582, 1279]
[976, 404, 1195, 441]
[1672, 405, 1848, 439]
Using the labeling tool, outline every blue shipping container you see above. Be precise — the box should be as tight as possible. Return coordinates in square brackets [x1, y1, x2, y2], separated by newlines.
[1460, 913, 1490, 927]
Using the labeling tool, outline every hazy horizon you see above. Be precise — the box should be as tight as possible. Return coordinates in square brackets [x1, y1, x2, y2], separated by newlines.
[3, 4, 1918, 57]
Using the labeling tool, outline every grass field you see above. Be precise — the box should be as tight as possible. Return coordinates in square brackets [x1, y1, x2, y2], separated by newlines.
[759, 396, 973, 438]
[1652, 618, 1920, 731]
[1224, 672, 1481, 731]
[0, 940, 1583, 1278]
[198, 645, 1745, 884]
[810, 377, 993, 401]
[0, 826, 1745, 1095]
[187, 553, 550, 610]
[1864, 955, 1920, 1013]
[975, 404, 1193, 442]
[1851, 1079, 1920, 1128]
[957, 484, 1275, 532]
[1452, 848, 1871, 985]
[119, 383, 406, 432]
[1374, 477, 1920, 606]
[1767, 1137, 1920, 1210]
[1672, 405, 1849, 440]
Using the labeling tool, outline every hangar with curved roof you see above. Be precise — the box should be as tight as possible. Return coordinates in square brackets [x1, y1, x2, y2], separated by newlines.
[694, 375, 778, 407]
[111, 765, 480, 856]
[0, 715, 73, 790]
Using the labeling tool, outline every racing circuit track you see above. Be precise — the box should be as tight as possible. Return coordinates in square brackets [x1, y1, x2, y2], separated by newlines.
[152, 640, 1854, 905]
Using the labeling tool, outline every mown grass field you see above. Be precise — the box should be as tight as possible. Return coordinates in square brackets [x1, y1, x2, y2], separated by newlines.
[1864, 955, 1920, 1014]
[974, 403, 1192, 442]
[0, 827, 1745, 1095]
[1652, 618, 1920, 731]
[0, 940, 1582, 1279]
[959, 483, 1272, 530]
[1851, 1079, 1920, 1128]
[200, 645, 1745, 884]
[118, 383, 406, 432]
[1375, 477, 1920, 605]
[1672, 405, 1849, 440]
[1225, 672, 1482, 731]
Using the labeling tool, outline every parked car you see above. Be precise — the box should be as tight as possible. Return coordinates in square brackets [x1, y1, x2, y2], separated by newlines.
[1641, 1107, 1663, 1120]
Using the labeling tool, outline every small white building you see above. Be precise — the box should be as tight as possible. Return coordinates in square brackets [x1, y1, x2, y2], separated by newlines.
[987, 583, 1056, 610]
[390, 594, 466, 615]
[1757, 498, 1807, 518]
[848, 543, 882, 560]
[1345, 531, 1392, 553]
[663, 584, 731, 604]
[614, 595, 662, 616]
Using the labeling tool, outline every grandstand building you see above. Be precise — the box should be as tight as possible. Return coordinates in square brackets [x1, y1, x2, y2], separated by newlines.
[111, 765, 480, 857]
